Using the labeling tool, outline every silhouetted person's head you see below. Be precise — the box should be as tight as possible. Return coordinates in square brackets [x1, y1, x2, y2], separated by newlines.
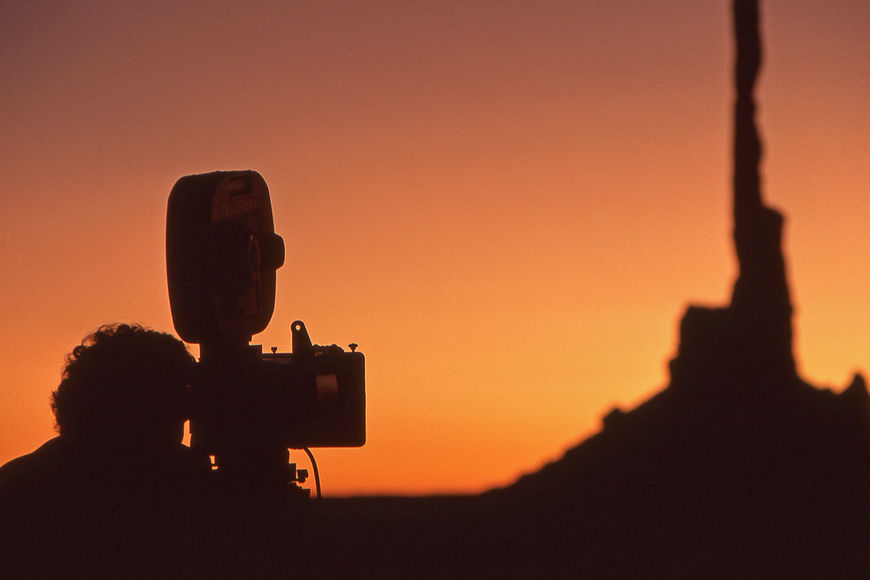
[50, 324, 195, 451]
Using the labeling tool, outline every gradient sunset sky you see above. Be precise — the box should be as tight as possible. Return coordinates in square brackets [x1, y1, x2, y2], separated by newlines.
[2, 1, 869, 495]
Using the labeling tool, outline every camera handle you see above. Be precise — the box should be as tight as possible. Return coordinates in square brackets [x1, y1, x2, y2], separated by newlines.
[291, 320, 313, 357]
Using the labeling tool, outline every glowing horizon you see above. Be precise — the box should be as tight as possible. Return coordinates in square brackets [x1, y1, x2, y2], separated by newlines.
[2, 1, 869, 495]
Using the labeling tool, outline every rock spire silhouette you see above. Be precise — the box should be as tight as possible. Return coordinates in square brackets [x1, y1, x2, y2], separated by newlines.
[669, 0, 795, 393]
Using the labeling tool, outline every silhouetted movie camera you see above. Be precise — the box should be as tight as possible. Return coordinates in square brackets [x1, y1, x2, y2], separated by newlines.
[166, 170, 365, 493]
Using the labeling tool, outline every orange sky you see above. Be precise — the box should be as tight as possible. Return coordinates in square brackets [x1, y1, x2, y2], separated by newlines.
[2, 1, 869, 495]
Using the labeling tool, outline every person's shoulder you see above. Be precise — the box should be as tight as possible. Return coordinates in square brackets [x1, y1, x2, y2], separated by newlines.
[0, 438, 68, 491]
[0, 438, 63, 474]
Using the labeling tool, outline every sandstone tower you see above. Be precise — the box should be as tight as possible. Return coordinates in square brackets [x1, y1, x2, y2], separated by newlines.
[669, 0, 796, 394]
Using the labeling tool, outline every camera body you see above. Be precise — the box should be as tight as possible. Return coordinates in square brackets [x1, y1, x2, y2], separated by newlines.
[166, 171, 365, 476]
[194, 323, 366, 454]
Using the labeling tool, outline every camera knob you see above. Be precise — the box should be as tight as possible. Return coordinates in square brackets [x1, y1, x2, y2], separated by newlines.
[349, 343, 358, 352]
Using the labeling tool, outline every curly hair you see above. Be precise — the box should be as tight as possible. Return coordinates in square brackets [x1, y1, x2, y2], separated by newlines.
[51, 324, 195, 440]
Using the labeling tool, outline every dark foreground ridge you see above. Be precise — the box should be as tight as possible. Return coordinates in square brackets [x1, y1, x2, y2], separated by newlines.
[2, 1, 868, 577]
